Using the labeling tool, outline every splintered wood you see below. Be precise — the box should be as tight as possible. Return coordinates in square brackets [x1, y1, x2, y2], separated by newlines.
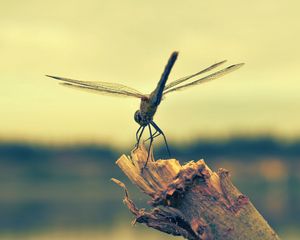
[116, 144, 181, 196]
[113, 145, 280, 240]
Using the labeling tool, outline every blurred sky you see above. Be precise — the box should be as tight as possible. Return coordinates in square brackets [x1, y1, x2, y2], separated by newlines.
[0, 0, 299, 147]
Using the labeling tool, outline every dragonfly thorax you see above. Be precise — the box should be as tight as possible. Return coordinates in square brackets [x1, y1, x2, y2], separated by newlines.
[134, 110, 151, 126]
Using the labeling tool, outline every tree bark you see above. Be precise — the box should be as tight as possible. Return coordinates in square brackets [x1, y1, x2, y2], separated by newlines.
[112, 145, 280, 240]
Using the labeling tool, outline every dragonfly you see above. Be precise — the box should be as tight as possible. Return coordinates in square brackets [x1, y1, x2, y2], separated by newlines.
[46, 51, 244, 164]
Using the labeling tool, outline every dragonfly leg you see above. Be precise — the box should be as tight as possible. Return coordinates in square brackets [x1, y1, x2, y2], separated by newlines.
[150, 121, 171, 157]
[144, 130, 160, 142]
[142, 124, 154, 171]
[133, 126, 141, 152]
[135, 125, 142, 142]
[135, 125, 145, 148]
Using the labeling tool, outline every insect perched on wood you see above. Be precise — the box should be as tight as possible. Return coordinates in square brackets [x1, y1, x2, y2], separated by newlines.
[46, 51, 244, 166]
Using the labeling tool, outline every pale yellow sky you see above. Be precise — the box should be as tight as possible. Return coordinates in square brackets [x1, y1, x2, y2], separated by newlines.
[1, 0, 300, 147]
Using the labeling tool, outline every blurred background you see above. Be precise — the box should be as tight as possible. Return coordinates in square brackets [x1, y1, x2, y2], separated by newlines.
[1, 0, 299, 239]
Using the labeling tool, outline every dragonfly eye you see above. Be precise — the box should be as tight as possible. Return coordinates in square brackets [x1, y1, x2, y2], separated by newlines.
[134, 110, 142, 124]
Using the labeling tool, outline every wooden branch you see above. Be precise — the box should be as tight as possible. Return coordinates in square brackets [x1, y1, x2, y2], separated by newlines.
[112, 145, 280, 240]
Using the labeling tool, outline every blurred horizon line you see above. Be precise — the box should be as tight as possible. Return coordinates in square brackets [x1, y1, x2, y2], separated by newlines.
[1, 133, 300, 149]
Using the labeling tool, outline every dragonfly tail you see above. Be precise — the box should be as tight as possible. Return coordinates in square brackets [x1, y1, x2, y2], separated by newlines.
[150, 51, 178, 106]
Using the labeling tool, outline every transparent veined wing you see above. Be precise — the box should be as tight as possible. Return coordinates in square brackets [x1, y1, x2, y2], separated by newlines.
[57, 82, 143, 98]
[46, 75, 145, 98]
[163, 63, 244, 95]
[163, 60, 227, 91]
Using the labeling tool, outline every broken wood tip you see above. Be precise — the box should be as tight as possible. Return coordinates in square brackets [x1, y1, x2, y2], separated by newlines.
[112, 144, 280, 240]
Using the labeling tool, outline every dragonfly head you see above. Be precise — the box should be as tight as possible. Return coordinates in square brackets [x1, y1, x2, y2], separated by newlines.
[134, 110, 142, 125]
[134, 110, 148, 126]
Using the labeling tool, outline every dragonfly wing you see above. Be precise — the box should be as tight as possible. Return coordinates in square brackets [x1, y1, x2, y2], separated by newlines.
[58, 83, 143, 98]
[163, 63, 244, 95]
[164, 60, 227, 91]
[46, 75, 145, 98]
